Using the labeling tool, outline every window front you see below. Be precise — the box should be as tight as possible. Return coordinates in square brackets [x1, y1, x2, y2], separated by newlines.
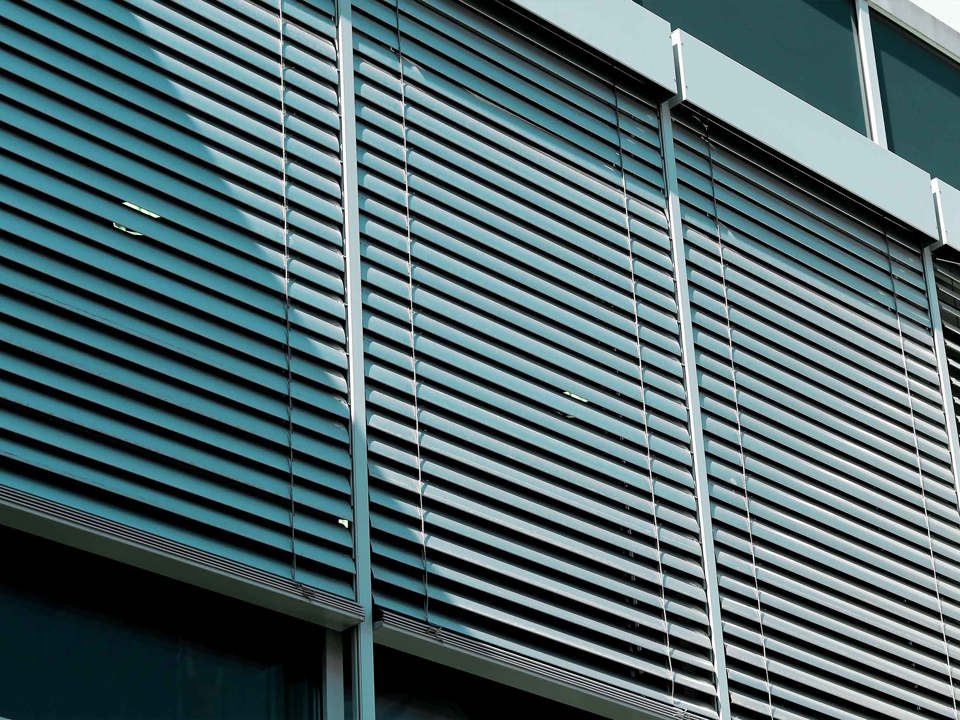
[873, 11, 960, 187]
[0, 527, 322, 720]
[637, 0, 867, 133]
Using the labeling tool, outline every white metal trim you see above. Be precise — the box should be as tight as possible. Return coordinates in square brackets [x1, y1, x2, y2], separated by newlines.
[507, 0, 676, 93]
[336, 0, 376, 717]
[856, 0, 889, 147]
[933, 178, 960, 252]
[671, 28, 938, 239]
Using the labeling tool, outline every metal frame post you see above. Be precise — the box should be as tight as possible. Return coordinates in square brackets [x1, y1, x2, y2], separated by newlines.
[324, 630, 346, 720]
[659, 100, 731, 720]
[337, 0, 376, 718]
[856, 0, 889, 147]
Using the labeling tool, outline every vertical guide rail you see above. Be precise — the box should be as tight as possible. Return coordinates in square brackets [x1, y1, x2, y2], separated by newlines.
[923, 243, 960, 712]
[613, 86, 675, 701]
[336, 0, 375, 718]
[390, 0, 432, 626]
[658, 101, 732, 720]
[701, 117, 775, 719]
[278, 0, 298, 581]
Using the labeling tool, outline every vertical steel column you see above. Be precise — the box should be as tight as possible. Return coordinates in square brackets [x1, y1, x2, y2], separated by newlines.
[923, 248, 960, 516]
[324, 630, 346, 720]
[337, 1, 376, 718]
[855, 0, 889, 147]
[659, 101, 731, 720]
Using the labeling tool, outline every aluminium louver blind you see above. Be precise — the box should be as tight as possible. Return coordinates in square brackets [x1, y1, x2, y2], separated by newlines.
[0, 0, 355, 600]
[355, 0, 718, 715]
[279, 0, 355, 594]
[673, 107, 960, 720]
[934, 249, 960, 445]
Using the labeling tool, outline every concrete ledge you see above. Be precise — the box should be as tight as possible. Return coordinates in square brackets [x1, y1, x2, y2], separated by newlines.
[933, 178, 960, 251]
[672, 29, 939, 239]
[508, 0, 676, 94]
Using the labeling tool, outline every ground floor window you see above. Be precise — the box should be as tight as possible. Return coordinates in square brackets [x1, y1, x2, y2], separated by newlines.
[0, 526, 322, 720]
[374, 646, 602, 719]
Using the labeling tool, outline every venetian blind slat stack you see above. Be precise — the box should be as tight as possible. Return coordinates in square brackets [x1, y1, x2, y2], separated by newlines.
[0, 0, 354, 599]
[354, 0, 718, 715]
[673, 106, 960, 720]
[934, 249, 960, 467]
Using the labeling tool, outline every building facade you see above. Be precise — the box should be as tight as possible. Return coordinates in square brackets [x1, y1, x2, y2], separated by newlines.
[2, 0, 960, 718]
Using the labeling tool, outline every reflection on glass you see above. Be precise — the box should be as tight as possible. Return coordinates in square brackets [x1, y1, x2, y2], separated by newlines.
[638, 0, 867, 133]
[0, 528, 319, 720]
[873, 12, 960, 187]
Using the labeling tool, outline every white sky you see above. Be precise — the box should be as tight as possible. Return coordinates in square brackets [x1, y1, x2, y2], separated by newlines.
[909, 0, 960, 32]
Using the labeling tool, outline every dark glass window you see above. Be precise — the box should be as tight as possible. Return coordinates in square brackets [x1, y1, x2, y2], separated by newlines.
[873, 12, 960, 187]
[638, 0, 867, 133]
[0, 527, 321, 720]
[375, 647, 603, 719]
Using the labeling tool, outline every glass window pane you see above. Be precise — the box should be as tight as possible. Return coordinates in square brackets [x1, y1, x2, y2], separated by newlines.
[638, 0, 867, 133]
[873, 12, 960, 187]
[375, 647, 603, 719]
[0, 528, 320, 720]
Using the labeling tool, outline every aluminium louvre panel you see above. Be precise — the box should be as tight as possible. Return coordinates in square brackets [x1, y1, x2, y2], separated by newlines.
[354, 0, 720, 716]
[672, 29, 938, 241]
[0, 0, 356, 603]
[673, 105, 960, 720]
[933, 247, 960, 468]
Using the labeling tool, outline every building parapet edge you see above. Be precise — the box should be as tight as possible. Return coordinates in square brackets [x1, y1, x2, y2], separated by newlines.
[870, 0, 960, 66]
[374, 611, 705, 720]
[0, 483, 364, 630]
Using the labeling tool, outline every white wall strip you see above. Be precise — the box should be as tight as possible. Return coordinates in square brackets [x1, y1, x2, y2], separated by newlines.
[855, 0, 889, 147]
[336, 0, 376, 717]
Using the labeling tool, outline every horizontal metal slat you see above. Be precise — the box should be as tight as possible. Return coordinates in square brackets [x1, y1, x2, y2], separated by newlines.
[358, 1, 714, 713]
[25, 0, 279, 119]
[0, 0, 356, 605]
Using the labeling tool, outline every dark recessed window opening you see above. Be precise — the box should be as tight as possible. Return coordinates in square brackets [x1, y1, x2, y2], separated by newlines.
[638, 0, 867, 133]
[873, 11, 960, 187]
[0, 526, 322, 720]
